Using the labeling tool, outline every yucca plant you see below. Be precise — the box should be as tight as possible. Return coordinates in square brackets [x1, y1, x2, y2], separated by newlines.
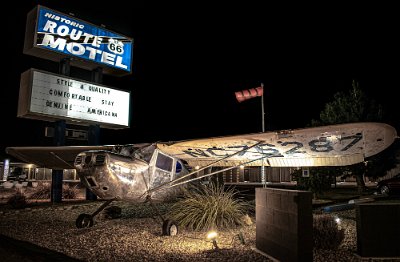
[167, 182, 250, 231]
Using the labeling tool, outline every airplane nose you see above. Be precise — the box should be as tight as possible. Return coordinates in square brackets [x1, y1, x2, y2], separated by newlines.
[75, 152, 107, 167]
[74, 151, 150, 200]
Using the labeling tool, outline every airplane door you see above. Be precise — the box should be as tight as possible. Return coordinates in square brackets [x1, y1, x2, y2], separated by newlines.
[149, 151, 175, 200]
[152, 151, 174, 187]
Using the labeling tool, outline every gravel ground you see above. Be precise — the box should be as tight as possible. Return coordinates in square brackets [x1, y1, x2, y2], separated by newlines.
[0, 200, 398, 262]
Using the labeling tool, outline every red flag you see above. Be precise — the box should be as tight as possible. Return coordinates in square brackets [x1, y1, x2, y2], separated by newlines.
[235, 86, 263, 103]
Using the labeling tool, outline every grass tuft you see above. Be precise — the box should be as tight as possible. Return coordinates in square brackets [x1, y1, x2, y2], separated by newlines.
[167, 183, 250, 231]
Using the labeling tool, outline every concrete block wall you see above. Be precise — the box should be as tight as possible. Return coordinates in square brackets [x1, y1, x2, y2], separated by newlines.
[256, 187, 313, 262]
[356, 203, 400, 257]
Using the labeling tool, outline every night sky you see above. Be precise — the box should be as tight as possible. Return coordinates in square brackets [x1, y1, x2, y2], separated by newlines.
[3, 2, 399, 160]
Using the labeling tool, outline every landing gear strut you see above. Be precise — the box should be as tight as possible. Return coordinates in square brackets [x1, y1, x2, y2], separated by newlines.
[76, 199, 115, 228]
[146, 196, 178, 236]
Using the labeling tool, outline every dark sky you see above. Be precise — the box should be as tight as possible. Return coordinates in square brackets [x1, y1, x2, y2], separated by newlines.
[3, 1, 399, 159]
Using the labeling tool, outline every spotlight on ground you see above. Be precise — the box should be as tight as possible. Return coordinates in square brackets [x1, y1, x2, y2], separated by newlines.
[207, 231, 219, 250]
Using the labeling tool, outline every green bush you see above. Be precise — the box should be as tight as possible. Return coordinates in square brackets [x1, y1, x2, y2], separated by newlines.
[29, 182, 79, 199]
[7, 189, 27, 209]
[293, 169, 332, 199]
[167, 183, 250, 231]
[313, 213, 345, 249]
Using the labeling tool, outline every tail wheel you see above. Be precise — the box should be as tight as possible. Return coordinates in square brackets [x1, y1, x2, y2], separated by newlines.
[162, 220, 178, 236]
[76, 213, 94, 228]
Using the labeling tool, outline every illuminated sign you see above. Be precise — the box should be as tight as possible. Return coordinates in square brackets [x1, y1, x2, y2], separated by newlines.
[24, 5, 133, 76]
[18, 69, 130, 129]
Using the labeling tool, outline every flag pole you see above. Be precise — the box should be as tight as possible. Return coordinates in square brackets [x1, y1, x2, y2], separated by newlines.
[260, 82, 266, 187]
[261, 82, 265, 133]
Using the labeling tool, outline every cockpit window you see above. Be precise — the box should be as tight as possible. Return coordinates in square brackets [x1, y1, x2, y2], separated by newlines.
[156, 153, 173, 172]
[112, 145, 134, 156]
[112, 144, 155, 163]
[138, 145, 156, 162]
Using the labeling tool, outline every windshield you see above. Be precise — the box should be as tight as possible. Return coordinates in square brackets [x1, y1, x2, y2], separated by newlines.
[111, 144, 155, 163]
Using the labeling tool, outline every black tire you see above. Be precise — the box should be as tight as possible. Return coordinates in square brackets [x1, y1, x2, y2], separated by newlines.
[379, 185, 390, 195]
[76, 213, 94, 228]
[162, 220, 178, 236]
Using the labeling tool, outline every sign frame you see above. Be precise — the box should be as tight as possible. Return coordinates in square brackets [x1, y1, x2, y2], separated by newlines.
[18, 68, 131, 129]
[23, 5, 134, 76]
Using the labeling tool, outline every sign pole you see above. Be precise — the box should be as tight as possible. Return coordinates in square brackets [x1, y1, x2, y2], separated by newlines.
[85, 67, 104, 201]
[50, 58, 69, 204]
[261, 82, 265, 133]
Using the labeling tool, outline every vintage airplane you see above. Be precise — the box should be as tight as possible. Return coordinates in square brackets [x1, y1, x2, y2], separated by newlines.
[5, 122, 398, 235]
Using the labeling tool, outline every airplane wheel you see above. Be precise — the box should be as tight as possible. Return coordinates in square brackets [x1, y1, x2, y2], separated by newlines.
[162, 220, 178, 236]
[379, 185, 390, 195]
[76, 213, 94, 228]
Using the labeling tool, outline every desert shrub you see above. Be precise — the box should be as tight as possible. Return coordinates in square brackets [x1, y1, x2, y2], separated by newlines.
[62, 184, 78, 199]
[104, 206, 122, 219]
[167, 183, 250, 231]
[29, 182, 79, 199]
[29, 182, 51, 199]
[123, 202, 174, 219]
[246, 199, 256, 215]
[313, 213, 345, 249]
[7, 189, 27, 209]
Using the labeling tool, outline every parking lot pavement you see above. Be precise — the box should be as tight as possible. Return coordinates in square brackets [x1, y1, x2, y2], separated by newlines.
[0, 234, 83, 262]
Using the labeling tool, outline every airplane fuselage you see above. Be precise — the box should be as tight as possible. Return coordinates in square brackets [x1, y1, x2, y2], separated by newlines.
[74, 145, 189, 202]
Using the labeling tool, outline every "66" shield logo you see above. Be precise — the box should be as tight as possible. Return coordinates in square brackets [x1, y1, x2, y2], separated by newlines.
[107, 39, 124, 55]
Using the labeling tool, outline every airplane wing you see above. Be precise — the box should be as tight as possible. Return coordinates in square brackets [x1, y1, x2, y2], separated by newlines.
[6, 145, 114, 169]
[157, 122, 397, 167]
